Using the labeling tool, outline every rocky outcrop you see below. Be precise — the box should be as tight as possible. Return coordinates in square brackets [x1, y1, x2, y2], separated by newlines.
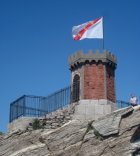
[27, 102, 76, 131]
[9, 103, 76, 133]
[0, 132, 4, 141]
[1, 106, 140, 156]
[92, 107, 133, 137]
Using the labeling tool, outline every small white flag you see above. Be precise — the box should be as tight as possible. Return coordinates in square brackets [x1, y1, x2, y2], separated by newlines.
[72, 17, 103, 40]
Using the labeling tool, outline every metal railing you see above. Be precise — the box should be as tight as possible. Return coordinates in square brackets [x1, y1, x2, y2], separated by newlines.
[42, 86, 71, 113]
[116, 100, 131, 108]
[9, 95, 47, 122]
[9, 86, 131, 122]
[9, 86, 71, 122]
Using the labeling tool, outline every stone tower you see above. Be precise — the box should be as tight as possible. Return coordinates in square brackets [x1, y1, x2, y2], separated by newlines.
[69, 50, 117, 120]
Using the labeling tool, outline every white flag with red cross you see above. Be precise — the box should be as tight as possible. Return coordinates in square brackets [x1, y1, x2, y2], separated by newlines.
[72, 17, 103, 40]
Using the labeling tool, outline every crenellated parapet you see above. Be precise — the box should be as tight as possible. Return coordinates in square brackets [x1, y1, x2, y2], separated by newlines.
[69, 50, 117, 70]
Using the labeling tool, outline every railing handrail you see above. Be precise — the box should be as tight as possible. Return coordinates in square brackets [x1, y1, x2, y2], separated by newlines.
[116, 100, 130, 104]
[11, 104, 48, 113]
[10, 95, 46, 105]
[10, 95, 26, 106]
[43, 86, 71, 98]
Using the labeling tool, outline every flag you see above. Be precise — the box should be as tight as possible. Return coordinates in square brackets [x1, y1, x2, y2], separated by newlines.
[72, 17, 103, 40]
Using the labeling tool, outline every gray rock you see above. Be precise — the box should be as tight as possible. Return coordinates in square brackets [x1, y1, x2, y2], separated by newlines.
[41, 120, 88, 153]
[1, 107, 140, 156]
[92, 106, 133, 137]
[93, 115, 121, 137]
[65, 116, 71, 120]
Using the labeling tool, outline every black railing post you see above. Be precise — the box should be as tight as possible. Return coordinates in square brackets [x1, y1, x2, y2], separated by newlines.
[120, 101, 122, 108]
[9, 104, 12, 122]
[23, 95, 26, 117]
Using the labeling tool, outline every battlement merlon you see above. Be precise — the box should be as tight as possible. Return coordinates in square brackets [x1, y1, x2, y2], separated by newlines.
[68, 50, 117, 70]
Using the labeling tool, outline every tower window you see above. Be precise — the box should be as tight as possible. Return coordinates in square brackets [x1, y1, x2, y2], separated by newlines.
[72, 74, 80, 102]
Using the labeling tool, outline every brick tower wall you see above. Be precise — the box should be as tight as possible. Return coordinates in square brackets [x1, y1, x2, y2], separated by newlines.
[69, 50, 117, 103]
[84, 63, 105, 99]
[106, 66, 116, 103]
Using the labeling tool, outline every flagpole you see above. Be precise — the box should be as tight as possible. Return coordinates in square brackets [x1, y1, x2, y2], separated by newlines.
[102, 16, 104, 50]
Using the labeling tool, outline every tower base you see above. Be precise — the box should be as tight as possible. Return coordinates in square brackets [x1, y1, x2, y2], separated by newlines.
[73, 99, 117, 120]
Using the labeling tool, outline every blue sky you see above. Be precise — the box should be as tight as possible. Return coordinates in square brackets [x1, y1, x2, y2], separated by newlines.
[0, 0, 140, 132]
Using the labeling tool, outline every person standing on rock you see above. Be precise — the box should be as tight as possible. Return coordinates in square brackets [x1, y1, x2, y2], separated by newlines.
[130, 94, 138, 107]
